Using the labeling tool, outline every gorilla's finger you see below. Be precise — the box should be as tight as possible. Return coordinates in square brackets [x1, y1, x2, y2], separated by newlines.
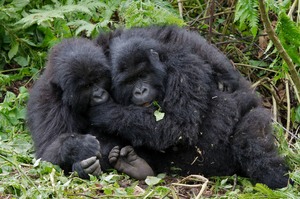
[112, 146, 120, 151]
[72, 162, 89, 179]
[108, 146, 120, 158]
[120, 146, 134, 157]
[91, 160, 102, 176]
[80, 156, 97, 169]
[84, 159, 100, 174]
[108, 147, 121, 164]
[96, 151, 102, 160]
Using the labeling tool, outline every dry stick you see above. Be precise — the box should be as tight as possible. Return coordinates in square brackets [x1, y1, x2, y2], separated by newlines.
[285, 74, 291, 138]
[288, 0, 298, 18]
[177, 0, 183, 18]
[172, 175, 209, 199]
[271, 86, 278, 123]
[298, 0, 300, 23]
[197, 9, 235, 21]
[258, 0, 300, 97]
[208, 0, 215, 43]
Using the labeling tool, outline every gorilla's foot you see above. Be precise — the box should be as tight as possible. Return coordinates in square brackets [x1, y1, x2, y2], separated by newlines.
[109, 146, 154, 180]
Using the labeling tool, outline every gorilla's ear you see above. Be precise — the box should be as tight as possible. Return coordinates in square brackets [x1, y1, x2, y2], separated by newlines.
[150, 49, 159, 59]
[50, 79, 63, 97]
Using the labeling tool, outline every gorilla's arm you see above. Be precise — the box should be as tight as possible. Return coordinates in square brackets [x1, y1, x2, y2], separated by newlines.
[27, 80, 102, 178]
[90, 102, 171, 150]
[40, 133, 102, 178]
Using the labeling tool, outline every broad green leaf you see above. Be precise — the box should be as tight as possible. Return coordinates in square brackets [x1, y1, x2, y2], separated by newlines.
[295, 106, 300, 123]
[8, 42, 19, 60]
[12, 0, 30, 9]
[145, 176, 163, 186]
[154, 110, 165, 121]
[14, 56, 28, 67]
[33, 158, 41, 167]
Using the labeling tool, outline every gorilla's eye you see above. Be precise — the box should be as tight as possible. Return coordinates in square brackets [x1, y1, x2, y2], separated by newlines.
[119, 65, 128, 73]
[85, 83, 93, 88]
[138, 73, 146, 78]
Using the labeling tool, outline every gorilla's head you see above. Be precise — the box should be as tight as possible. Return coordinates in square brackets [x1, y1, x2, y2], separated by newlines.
[46, 38, 111, 113]
[110, 37, 167, 106]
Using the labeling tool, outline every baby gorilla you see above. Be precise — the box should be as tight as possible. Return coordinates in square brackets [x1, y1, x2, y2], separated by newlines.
[27, 38, 153, 180]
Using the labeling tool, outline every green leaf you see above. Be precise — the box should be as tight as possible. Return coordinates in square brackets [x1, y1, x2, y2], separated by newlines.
[145, 176, 163, 186]
[234, 0, 259, 37]
[8, 42, 19, 60]
[295, 106, 300, 123]
[11, 0, 30, 9]
[277, 12, 300, 65]
[154, 110, 165, 121]
[14, 56, 28, 67]
[33, 158, 41, 167]
[152, 101, 165, 121]
[67, 20, 96, 36]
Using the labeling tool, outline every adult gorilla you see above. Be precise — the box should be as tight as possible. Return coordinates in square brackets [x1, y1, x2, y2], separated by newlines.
[27, 38, 153, 179]
[90, 26, 290, 188]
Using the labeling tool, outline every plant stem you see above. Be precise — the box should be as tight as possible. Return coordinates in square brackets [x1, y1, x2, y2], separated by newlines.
[258, 0, 300, 95]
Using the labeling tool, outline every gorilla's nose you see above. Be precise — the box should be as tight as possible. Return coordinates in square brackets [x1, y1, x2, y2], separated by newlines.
[91, 87, 109, 105]
[133, 86, 149, 99]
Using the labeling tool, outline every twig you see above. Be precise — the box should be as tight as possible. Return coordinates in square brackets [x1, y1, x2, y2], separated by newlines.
[177, 0, 183, 18]
[172, 175, 209, 199]
[232, 174, 237, 191]
[272, 120, 299, 141]
[271, 86, 278, 122]
[258, 0, 300, 95]
[288, 0, 298, 18]
[287, 74, 300, 104]
[234, 63, 277, 73]
[208, 0, 215, 43]
[197, 9, 235, 21]
[285, 75, 291, 138]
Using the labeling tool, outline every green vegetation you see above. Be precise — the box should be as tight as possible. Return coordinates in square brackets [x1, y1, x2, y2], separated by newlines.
[1, 0, 299, 198]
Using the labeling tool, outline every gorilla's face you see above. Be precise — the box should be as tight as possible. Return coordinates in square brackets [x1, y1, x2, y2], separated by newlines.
[59, 62, 111, 113]
[110, 38, 167, 106]
[48, 38, 111, 113]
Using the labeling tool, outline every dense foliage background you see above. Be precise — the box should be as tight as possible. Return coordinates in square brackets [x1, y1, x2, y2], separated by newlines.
[0, 0, 299, 198]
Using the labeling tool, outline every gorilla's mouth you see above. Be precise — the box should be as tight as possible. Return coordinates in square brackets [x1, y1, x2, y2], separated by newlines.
[142, 102, 152, 107]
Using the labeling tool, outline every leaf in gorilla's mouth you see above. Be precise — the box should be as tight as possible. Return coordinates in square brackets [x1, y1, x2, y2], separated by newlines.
[152, 101, 165, 121]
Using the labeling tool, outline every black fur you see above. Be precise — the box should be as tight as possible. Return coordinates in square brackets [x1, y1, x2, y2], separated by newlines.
[90, 26, 290, 188]
[27, 38, 121, 178]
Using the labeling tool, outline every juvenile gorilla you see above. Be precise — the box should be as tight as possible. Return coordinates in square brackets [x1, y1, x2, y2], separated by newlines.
[27, 38, 153, 179]
[90, 26, 290, 188]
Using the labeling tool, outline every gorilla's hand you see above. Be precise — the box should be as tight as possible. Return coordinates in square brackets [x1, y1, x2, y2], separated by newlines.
[72, 156, 102, 179]
[60, 134, 102, 178]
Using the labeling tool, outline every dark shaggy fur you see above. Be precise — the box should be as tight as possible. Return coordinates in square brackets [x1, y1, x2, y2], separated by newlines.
[27, 38, 120, 178]
[90, 26, 290, 188]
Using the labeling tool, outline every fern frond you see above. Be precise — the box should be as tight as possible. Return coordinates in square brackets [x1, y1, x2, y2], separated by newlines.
[234, 0, 259, 36]
[119, 0, 184, 28]
[15, 4, 92, 28]
[277, 12, 300, 65]
[77, 0, 109, 11]
[67, 20, 96, 37]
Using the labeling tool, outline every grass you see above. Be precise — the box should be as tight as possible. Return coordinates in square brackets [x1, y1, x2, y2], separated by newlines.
[1, 0, 300, 198]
